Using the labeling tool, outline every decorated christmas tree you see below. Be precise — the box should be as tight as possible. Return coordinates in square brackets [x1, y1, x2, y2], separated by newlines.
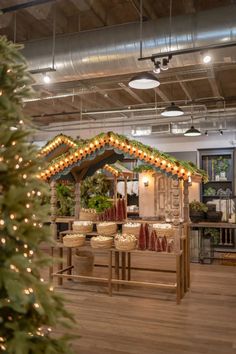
[0, 37, 74, 353]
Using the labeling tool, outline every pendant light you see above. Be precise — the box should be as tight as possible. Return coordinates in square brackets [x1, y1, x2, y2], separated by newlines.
[128, 73, 160, 90]
[184, 113, 201, 137]
[161, 102, 184, 117]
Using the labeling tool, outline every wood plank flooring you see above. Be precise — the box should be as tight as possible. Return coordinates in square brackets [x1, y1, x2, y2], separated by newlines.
[51, 262, 236, 354]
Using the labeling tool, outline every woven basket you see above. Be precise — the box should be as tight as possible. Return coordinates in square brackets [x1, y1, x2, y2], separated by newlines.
[97, 223, 117, 236]
[73, 223, 93, 234]
[115, 239, 137, 251]
[152, 226, 173, 238]
[122, 225, 140, 237]
[79, 210, 98, 221]
[90, 237, 113, 249]
[63, 234, 85, 247]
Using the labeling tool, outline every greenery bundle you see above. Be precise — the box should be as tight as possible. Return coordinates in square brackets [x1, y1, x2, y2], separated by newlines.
[0, 37, 74, 353]
[80, 173, 110, 209]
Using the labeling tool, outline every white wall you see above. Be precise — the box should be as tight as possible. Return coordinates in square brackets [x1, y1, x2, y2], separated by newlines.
[34, 124, 236, 153]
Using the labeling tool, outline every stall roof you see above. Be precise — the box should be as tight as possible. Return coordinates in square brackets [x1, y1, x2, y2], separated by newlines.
[104, 162, 133, 178]
[40, 132, 207, 183]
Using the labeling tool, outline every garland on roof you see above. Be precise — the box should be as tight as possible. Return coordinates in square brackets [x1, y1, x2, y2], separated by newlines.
[40, 131, 207, 182]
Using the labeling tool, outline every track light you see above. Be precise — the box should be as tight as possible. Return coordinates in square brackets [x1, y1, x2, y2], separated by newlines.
[205, 130, 208, 136]
[203, 53, 212, 64]
[128, 72, 160, 89]
[43, 73, 51, 84]
[153, 61, 161, 74]
[161, 57, 169, 71]
[219, 130, 223, 135]
[161, 102, 184, 117]
[184, 126, 201, 137]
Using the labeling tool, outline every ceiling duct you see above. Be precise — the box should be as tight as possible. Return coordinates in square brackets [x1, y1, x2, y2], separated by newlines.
[22, 5, 236, 83]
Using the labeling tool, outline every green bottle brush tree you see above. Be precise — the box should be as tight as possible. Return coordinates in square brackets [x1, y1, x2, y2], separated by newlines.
[0, 37, 75, 353]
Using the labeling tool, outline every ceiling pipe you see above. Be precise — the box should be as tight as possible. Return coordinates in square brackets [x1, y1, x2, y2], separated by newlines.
[22, 5, 236, 83]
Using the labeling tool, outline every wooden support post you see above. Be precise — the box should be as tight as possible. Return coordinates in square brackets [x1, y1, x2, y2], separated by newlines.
[67, 247, 72, 276]
[49, 246, 54, 282]
[50, 180, 57, 240]
[183, 180, 190, 290]
[176, 254, 181, 304]
[121, 252, 126, 280]
[58, 247, 63, 286]
[108, 251, 112, 296]
[128, 252, 131, 280]
[124, 176, 128, 220]
[74, 181, 81, 219]
[114, 176, 118, 206]
[115, 251, 120, 291]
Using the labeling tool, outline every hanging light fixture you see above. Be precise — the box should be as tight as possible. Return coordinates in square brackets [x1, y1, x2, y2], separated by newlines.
[128, 73, 160, 90]
[184, 112, 201, 136]
[184, 126, 201, 137]
[161, 102, 184, 117]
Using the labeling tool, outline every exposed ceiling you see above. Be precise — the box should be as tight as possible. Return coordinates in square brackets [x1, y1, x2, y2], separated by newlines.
[1, 0, 236, 136]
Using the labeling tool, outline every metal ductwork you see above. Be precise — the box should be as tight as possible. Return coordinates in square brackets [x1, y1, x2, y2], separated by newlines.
[22, 5, 236, 83]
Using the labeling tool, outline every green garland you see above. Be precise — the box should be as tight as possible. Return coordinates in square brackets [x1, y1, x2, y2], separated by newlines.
[41, 131, 207, 181]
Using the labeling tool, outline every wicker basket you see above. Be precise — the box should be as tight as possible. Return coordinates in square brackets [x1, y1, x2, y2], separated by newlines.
[152, 224, 173, 238]
[96, 222, 117, 236]
[73, 221, 93, 234]
[63, 234, 85, 247]
[90, 236, 113, 249]
[79, 209, 98, 221]
[122, 224, 140, 237]
[114, 239, 137, 251]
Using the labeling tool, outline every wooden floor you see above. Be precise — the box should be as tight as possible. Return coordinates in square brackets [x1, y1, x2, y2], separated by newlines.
[52, 262, 236, 354]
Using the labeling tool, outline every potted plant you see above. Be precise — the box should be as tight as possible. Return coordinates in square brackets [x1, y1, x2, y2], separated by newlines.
[189, 200, 208, 222]
[204, 228, 220, 246]
[215, 157, 229, 181]
[88, 195, 112, 213]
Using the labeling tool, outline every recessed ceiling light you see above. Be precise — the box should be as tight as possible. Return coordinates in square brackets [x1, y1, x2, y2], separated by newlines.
[128, 73, 160, 89]
[203, 54, 212, 64]
[43, 74, 51, 84]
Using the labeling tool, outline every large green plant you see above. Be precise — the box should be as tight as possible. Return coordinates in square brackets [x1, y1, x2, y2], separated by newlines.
[88, 195, 112, 213]
[0, 36, 74, 353]
[80, 173, 110, 208]
[56, 183, 75, 216]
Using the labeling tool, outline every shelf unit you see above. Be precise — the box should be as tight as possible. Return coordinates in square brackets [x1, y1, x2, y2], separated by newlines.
[199, 148, 235, 203]
[198, 148, 235, 252]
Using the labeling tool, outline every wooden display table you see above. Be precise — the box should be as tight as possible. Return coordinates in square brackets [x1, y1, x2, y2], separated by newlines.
[50, 242, 185, 304]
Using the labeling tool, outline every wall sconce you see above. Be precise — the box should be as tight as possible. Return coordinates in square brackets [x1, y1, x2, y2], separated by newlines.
[143, 176, 149, 187]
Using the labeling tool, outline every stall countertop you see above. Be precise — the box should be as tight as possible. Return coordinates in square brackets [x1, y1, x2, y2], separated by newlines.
[190, 222, 236, 228]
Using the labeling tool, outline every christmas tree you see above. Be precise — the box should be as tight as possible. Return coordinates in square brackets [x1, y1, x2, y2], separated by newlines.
[0, 37, 75, 353]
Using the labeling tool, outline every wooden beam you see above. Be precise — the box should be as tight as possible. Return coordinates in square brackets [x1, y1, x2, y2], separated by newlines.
[176, 75, 193, 101]
[154, 87, 170, 102]
[118, 82, 145, 104]
[207, 67, 222, 98]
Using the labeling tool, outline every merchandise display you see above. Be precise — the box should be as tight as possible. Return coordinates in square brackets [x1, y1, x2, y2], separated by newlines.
[63, 234, 86, 247]
[73, 220, 93, 233]
[114, 233, 137, 251]
[90, 235, 113, 249]
[122, 222, 140, 237]
[96, 222, 118, 236]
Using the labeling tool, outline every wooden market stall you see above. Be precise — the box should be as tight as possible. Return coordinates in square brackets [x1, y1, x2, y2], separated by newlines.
[40, 131, 205, 303]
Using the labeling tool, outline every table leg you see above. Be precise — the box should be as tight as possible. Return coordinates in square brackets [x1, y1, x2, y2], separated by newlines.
[176, 254, 181, 305]
[121, 252, 126, 280]
[49, 246, 54, 282]
[108, 251, 112, 296]
[115, 251, 120, 291]
[67, 247, 72, 276]
[58, 247, 63, 286]
[128, 252, 131, 281]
